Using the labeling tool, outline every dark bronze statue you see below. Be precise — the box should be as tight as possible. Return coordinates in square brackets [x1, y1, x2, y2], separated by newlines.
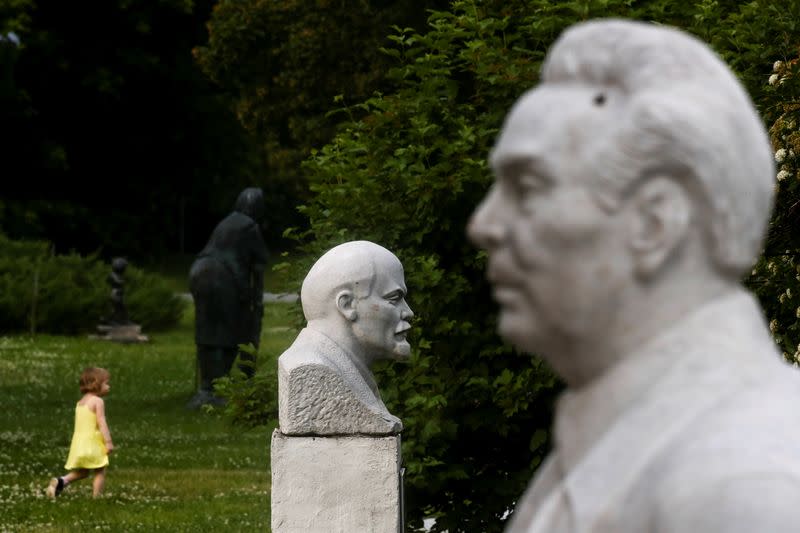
[95, 257, 148, 343]
[107, 257, 130, 325]
[187, 187, 269, 408]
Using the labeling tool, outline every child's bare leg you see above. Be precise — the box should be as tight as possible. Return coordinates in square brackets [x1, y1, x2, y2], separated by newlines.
[63, 469, 89, 485]
[47, 469, 88, 498]
[92, 467, 106, 497]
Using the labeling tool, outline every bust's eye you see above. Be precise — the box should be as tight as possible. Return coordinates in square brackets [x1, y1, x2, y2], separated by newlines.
[385, 290, 404, 304]
[508, 174, 550, 202]
[518, 174, 549, 194]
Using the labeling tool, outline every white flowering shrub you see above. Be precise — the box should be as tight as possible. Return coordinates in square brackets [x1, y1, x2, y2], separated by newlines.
[749, 57, 800, 365]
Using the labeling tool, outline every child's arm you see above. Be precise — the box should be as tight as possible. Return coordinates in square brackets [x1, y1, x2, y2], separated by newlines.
[94, 397, 114, 454]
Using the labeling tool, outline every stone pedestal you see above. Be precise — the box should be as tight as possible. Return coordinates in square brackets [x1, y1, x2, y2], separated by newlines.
[271, 430, 403, 533]
[92, 324, 149, 343]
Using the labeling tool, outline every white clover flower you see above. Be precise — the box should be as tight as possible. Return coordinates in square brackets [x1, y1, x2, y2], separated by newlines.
[770, 73, 780, 85]
[788, 288, 793, 298]
[770, 318, 779, 332]
[774, 60, 784, 72]
[776, 148, 787, 162]
[780, 294, 787, 304]
[777, 169, 790, 181]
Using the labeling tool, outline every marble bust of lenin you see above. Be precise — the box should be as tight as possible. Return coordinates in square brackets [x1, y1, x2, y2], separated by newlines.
[278, 241, 413, 436]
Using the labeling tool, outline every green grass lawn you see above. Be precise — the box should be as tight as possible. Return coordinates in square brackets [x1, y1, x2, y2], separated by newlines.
[0, 303, 299, 532]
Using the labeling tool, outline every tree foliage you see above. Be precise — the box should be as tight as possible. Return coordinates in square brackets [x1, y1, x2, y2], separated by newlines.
[192, 0, 449, 243]
[751, 47, 800, 362]
[0, 0, 259, 258]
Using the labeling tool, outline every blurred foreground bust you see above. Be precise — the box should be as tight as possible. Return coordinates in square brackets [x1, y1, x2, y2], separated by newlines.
[468, 19, 800, 533]
[278, 241, 413, 435]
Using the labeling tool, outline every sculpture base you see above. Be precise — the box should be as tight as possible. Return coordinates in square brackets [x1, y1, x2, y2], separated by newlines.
[91, 324, 149, 343]
[271, 430, 403, 533]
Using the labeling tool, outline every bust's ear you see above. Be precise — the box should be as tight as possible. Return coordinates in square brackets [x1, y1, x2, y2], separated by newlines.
[628, 176, 692, 279]
[336, 290, 358, 321]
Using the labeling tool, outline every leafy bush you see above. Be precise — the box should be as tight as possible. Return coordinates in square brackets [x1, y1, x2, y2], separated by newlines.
[0, 234, 185, 334]
[750, 54, 800, 361]
[213, 347, 279, 429]
[124, 265, 187, 332]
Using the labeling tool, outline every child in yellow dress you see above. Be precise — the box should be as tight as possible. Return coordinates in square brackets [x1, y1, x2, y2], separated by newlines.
[46, 367, 114, 498]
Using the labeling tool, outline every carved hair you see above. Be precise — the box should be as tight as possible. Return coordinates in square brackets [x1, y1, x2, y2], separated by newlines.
[540, 19, 774, 278]
[301, 241, 399, 321]
[79, 367, 110, 394]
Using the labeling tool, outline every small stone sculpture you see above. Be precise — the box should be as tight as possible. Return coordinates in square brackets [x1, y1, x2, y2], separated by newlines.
[95, 257, 148, 343]
[107, 257, 130, 325]
[278, 240, 413, 435]
[468, 18, 800, 533]
[187, 187, 269, 408]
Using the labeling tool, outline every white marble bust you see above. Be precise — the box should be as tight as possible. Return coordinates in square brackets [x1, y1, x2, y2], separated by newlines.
[468, 18, 800, 533]
[278, 240, 413, 436]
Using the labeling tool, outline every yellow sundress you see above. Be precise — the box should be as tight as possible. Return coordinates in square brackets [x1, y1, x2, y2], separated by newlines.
[64, 403, 109, 469]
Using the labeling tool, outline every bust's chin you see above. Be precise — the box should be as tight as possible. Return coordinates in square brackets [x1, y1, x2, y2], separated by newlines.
[497, 312, 539, 354]
[391, 341, 412, 359]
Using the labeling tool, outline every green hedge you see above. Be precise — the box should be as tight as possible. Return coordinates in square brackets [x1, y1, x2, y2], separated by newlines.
[0, 235, 185, 334]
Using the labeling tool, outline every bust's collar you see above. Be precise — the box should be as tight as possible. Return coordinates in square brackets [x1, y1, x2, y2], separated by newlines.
[550, 287, 775, 529]
[555, 288, 766, 471]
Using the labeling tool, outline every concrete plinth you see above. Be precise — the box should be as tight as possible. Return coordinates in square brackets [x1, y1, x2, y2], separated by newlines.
[271, 430, 402, 533]
[91, 324, 149, 343]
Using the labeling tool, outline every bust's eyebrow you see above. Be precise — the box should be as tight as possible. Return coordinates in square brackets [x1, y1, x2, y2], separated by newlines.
[494, 155, 555, 187]
[383, 288, 406, 299]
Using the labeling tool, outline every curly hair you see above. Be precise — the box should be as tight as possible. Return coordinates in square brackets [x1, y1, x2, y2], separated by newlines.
[79, 367, 110, 394]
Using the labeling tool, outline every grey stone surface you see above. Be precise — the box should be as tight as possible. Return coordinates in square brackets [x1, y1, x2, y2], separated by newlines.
[467, 18, 800, 533]
[271, 431, 402, 533]
[277, 241, 412, 436]
[279, 328, 401, 435]
[92, 324, 148, 344]
[271, 242, 410, 531]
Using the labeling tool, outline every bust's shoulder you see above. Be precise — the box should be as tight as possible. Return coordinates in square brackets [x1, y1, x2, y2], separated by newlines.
[650, 371, 800, 493]
[279, 329, 336, 368]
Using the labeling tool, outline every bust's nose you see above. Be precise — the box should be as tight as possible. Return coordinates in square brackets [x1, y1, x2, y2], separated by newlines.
[400, 301, 414, 321]
[467, 185, 506, 250]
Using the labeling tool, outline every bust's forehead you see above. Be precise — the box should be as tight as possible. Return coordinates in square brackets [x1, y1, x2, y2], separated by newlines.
[490, 83, 614, 176]
[302, 240, 403, 297]
[374, 252, 406, 288]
